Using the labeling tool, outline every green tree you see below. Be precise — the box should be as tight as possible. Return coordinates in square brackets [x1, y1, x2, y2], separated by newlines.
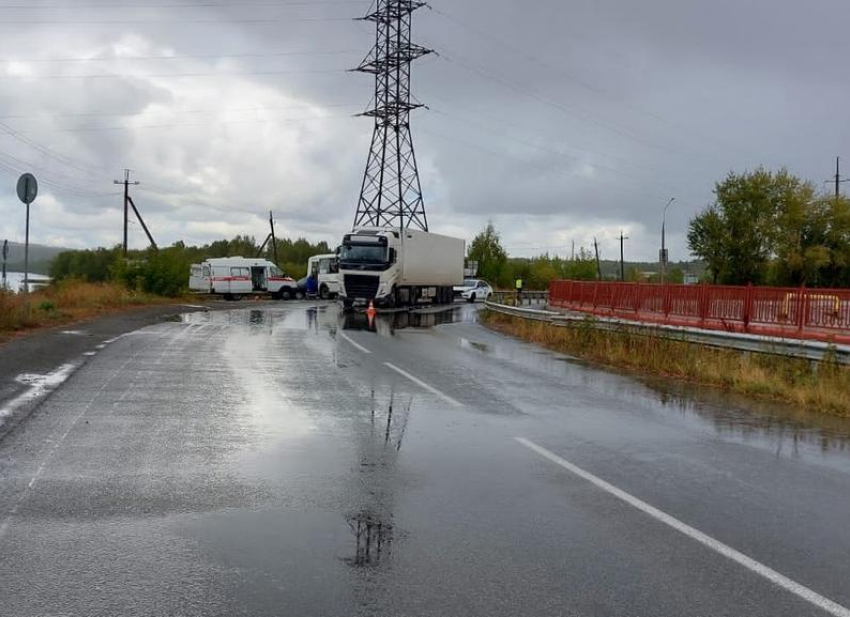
[666, 267, 685, 284]
[688, 206, 728, 284]
[688, 168, 818, 285]
[468, 222, 508, 286]
[562, 248, 598, 281]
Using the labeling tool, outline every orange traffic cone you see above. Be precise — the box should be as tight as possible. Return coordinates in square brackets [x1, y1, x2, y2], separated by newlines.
[366, 299, 377, 329]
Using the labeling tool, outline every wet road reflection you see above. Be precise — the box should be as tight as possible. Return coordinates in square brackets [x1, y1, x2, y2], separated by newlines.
[5, 300, 850, 616]
[341, 304, 476, 335]
[344, 391, 411, 574]
[183, 301, 850, 461]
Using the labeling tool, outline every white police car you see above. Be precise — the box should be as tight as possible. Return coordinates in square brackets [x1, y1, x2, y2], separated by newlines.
[453, 279, 493, 303]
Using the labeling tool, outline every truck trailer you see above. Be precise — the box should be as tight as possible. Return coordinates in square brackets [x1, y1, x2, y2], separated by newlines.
[337, 228, 465, 308]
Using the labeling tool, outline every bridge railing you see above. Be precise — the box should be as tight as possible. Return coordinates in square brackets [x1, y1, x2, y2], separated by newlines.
[548, 280, 850, 344]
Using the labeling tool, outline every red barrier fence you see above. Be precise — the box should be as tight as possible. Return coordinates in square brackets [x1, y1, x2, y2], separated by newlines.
[548, 280, 850, 344]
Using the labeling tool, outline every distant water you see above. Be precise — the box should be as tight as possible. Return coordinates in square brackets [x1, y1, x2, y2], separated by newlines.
[1, 271, 51, 293]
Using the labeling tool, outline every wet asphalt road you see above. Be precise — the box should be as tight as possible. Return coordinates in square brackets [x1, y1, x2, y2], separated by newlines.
[1, 302, 850, 617]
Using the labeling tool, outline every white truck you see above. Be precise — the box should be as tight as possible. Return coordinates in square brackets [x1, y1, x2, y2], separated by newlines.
[337, 228, 465, 308]
[188, 257, 300, 301]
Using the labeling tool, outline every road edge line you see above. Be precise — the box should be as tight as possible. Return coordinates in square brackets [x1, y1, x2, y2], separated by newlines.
[515, 436, 850, 617]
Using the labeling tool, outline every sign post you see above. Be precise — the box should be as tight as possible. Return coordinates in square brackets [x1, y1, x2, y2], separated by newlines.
[1, 239, 7, 291]
[16, 173, 38, 293]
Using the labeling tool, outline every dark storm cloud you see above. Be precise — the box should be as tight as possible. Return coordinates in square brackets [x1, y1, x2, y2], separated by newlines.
[0, 0, 846, 260]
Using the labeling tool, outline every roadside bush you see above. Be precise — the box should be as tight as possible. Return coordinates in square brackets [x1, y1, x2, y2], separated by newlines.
[112, 248, 189, 297]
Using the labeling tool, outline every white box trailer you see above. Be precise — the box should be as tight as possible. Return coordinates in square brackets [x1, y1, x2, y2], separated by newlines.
[338, 228, 465, 307]
[189, 257, 300, 300]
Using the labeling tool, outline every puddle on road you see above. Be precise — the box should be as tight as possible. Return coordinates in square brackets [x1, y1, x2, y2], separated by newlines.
[453, 323, 850, 458]
[178, 301, 477, 338]
[341, 304, 477, 336]
[177, 302, 850, 459]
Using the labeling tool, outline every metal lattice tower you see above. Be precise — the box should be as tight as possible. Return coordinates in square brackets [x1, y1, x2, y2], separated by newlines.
[353, 0, 432, 231]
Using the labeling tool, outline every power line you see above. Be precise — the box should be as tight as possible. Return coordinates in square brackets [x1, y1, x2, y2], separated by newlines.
[436, 48, 722, 171]
[22, 113, 353, 133]
[426, 92, 690, 181]
[0, 1, 366, 7]
[418, 126, 670, 202]
[0, 16, 355, 25]
[0, 102, 358, 121]
[0, 153, 113, 198]
[0, 49, 359, 63]
[429, 107, 685, 195]
[0, 121, 110, 177]
[0, 67, 345, 79]
[429, 6, 765, 165]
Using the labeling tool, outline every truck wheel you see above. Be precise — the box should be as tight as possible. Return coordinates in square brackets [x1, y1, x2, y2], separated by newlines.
[467, 293, 476, 304]
[319, 285, 330, 300]
[231, 294, 243, 302]
[280, 288, 293, 301]
[223, 293, 233, 301]
[295, 290, 305, 300]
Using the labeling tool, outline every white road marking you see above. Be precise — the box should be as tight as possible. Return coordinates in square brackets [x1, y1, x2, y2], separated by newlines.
[82, 352, 96, 356]
[0, 364, 77, 425]
[383, 362, 463, 407]
[0, 325, 191, 543]
[339, 331, 371, 354]
[516, 437, 850, 617]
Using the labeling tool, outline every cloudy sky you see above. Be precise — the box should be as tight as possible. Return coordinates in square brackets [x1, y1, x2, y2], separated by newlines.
[0, 0, 847, 263]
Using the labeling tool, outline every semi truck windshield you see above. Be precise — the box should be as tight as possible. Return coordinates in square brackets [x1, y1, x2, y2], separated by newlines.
[340, 244, 387, 263]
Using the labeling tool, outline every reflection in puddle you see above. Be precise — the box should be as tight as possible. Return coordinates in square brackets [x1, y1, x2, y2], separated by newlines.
[345, 511, 393, 567]
[344, 391, 412, 571]
[342, 304, 476, 335]
[453, 324, 850, 458]
[652, 383, 850, 456]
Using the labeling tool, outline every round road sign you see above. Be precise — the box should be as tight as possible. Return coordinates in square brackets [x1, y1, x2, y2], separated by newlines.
[16, 173, 37, 205]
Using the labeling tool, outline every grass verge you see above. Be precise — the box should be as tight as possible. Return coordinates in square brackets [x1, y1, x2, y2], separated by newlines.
[481, 309, 850, 418]
[0, 280, 174, 342]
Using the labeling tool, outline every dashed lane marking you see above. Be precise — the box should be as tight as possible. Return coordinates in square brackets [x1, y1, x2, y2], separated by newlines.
[383, 362, 463, 408]
[339, 331, 371, 354]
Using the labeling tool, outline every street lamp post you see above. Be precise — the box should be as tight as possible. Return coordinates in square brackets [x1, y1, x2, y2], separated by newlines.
[660, 197, 675, 284]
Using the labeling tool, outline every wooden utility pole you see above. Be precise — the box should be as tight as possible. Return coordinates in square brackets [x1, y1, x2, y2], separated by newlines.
[113, 170, 156, 254]
[256, 211, 279, 264]
[593, 237, 601, 281]
[619, 231, 629, 281]
[114, 170, 138, 256]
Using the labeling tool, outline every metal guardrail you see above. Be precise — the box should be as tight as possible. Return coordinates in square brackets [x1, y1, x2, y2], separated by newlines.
[484, 299, 850, 365]
[489, 290, 549, 307]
